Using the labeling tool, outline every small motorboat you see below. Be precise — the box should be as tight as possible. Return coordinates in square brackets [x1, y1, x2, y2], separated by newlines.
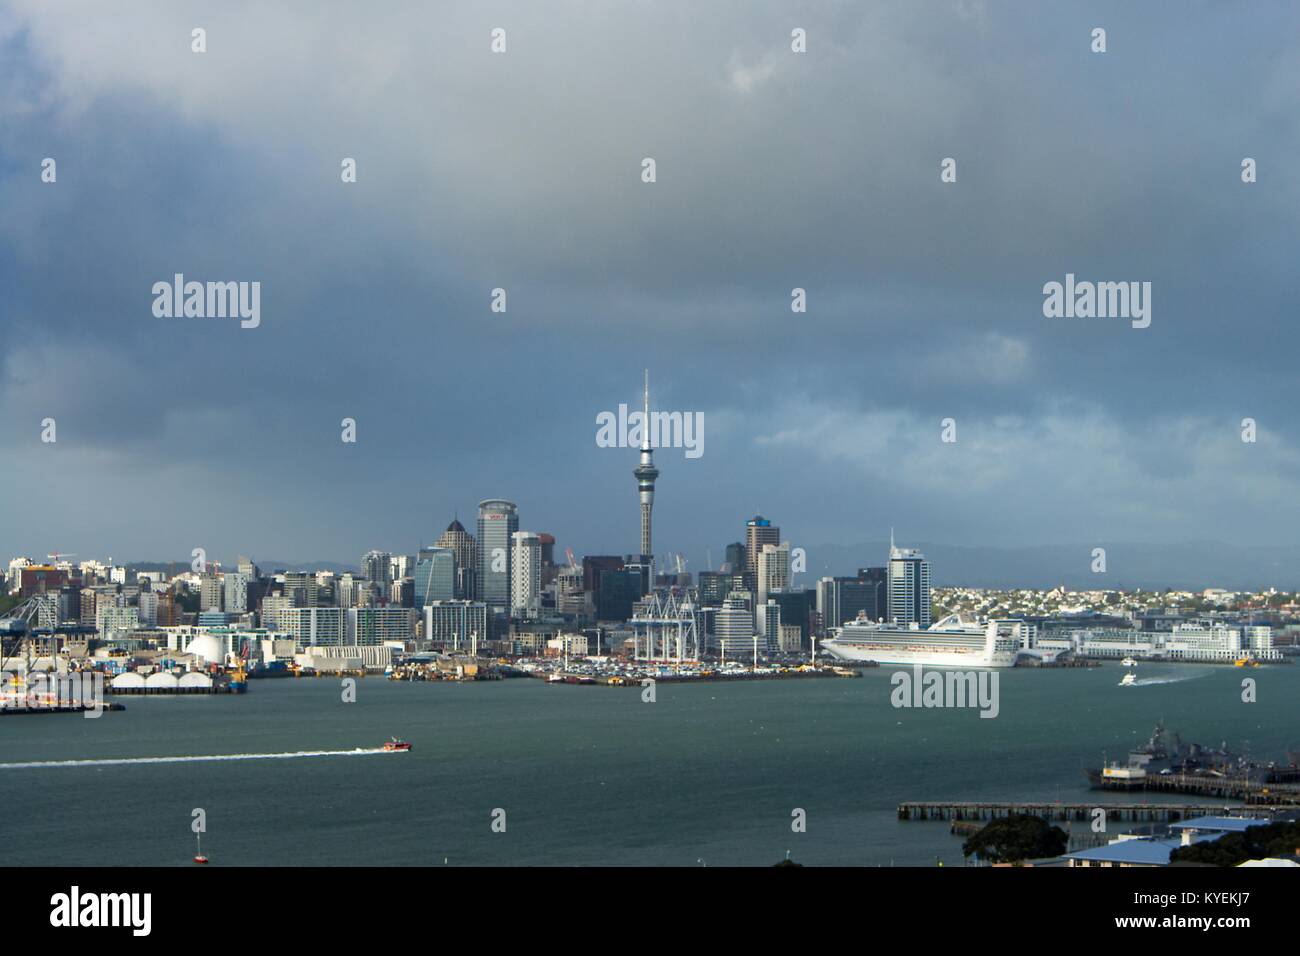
[1120, 657, 1137, 667]
[383, 737, 412, 752]
[1118, 673, 1137, 687]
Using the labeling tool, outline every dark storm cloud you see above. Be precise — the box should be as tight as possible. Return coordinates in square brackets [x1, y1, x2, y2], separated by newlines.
[2, 0, 1299, 570]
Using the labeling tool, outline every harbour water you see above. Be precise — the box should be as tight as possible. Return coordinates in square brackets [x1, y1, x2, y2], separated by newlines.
[1, 663, 1295, 866]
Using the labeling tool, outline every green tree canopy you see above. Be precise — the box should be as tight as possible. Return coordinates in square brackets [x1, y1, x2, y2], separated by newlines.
[963, 814, 1068, 864]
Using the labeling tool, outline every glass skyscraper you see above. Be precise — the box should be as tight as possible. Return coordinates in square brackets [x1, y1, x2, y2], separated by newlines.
[413, 547, 455, 608]
[477, 499, 519, 611]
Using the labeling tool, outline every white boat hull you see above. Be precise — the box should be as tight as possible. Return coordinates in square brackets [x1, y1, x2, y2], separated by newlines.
[819, 642, 1017, 668]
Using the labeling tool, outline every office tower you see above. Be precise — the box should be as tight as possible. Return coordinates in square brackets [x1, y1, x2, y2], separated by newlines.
[744, 516, 780, 573]
[511, 532, 542, 613]
[477, 499, 519, 610]
[414, 547, 455, 607]
[436, 519, 478, 599]
[362, 550, 393, 589]
[633, 370, 660, 560]
[772, 590, 812, 646]
[723, 542, 746, 574]
[756, 542, 791, 604]
[698, 570, 744, 606]
[237, 555, 259, 579]
[582, 555, 624, 594]
[224, 572, 249, 613]
[857, 567, 888, 619]
[596, 568, 642, 623]
[887, 535, 931, 627]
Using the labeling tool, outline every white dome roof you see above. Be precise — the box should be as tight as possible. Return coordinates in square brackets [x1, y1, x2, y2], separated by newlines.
[184, 635, 227, 664]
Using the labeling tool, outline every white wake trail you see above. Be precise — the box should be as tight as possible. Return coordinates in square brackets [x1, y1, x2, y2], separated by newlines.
[0, 748, 404, 770]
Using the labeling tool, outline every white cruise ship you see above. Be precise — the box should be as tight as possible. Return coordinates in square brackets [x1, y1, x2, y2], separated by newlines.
[820, 613, 1023, 668]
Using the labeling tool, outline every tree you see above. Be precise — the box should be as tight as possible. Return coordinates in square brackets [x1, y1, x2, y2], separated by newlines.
[963, 814, 1068, 864]
[1170, 821, 1300, 866]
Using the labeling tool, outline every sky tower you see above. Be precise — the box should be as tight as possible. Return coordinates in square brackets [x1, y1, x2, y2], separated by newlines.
[634, 369, 659, 559]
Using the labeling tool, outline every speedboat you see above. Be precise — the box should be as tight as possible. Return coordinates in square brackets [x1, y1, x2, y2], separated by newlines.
[1120, 657, 1137, 667]
[1119, 673, 1137, 687]
[383, 737, 412, 752]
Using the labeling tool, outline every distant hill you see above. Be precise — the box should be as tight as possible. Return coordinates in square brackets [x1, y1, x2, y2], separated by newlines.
[125, 560, 359, 575]
[790, 541, 1300, 592]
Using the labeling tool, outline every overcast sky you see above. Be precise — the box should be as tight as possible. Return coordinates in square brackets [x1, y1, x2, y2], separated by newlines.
[2, 1, 1299, 574]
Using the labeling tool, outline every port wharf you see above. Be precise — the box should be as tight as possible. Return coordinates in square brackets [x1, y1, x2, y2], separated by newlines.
[0, 701, 125, 716]
[898, 801, 1297, 823]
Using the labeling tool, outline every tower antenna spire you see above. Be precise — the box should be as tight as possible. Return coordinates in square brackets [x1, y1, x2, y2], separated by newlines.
[642, 369, 650, 450]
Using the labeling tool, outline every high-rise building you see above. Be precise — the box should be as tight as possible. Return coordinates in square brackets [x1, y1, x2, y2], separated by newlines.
[744, 516, 780, 574]
[633, 370, 659, 560]
[436, 519, 478, 600]
[511, 532, 542, 613]
[276, 606, 346, 651]
[477, 499, 519, 610]
[414, 547, 455, 607]
[756, 542, 791, 604]
[723, 542, 746, 574]
[199, 574, 224, 612]
[423, 600, 488, 650]
[887, 537, 931, 627]
[224, 572, 249, 613]
[346, 607, 415, 646]
[362, 551, 393, 589]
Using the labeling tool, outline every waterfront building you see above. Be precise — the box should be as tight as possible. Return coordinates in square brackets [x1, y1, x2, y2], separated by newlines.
[711, 596, 757, 658]
[424, 600, 488, 650]
[346, 607, 415, 647]
[276, 606, 346, 651]
[477, 499, 519, 611]
[887, 537, 931, 627]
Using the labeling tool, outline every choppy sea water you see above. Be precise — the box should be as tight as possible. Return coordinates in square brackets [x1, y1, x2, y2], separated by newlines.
[1, 663, 1294, 866]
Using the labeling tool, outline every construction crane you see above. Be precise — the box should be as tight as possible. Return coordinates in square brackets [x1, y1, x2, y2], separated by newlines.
[46, 552, 76, 563]
[565, 547, 579, 570]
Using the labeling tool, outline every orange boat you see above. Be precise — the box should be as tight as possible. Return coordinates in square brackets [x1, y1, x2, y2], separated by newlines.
[383, 738, 412, 752]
